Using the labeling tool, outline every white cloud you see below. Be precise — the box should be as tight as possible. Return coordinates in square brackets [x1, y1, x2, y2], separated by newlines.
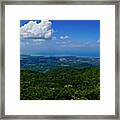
[60, 35, 69, 40]
[56, 41, 67, 44]
[29, 41, 44, 45]
[68, 44, 84, 48]
[32, 39, 45, 42]
[52, 36, 57, 40]
[56, 40, 72, 45]
[20, 20, 53, 40]
[68, 42, 100, 48]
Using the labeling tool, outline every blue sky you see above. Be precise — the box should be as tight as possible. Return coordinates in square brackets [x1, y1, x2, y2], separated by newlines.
[20, 20, 100, 57]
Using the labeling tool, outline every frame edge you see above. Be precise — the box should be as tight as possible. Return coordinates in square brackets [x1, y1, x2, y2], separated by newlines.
[0, 0, 119, 119]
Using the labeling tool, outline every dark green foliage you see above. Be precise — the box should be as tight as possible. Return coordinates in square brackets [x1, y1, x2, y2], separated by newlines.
[20, 67, 100, 100]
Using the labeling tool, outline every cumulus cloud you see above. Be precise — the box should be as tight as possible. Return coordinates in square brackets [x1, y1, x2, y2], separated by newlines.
[20, 20, 53, 40]
[60, 35, 69, 40]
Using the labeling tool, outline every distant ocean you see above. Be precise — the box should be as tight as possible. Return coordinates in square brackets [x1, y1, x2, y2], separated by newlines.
[20, 54, 100, 58]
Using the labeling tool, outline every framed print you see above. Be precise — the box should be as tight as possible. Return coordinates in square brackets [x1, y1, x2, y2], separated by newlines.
[0, 0, 120, 119]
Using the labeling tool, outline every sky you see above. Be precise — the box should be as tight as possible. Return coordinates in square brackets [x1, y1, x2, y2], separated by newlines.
[20, 20, 100, 57]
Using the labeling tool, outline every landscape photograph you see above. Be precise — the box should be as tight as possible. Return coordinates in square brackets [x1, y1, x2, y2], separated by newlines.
[20, 20, 100, 100]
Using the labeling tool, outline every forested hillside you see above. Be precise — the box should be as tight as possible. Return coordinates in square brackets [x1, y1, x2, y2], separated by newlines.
[20, 67, 100, 100]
